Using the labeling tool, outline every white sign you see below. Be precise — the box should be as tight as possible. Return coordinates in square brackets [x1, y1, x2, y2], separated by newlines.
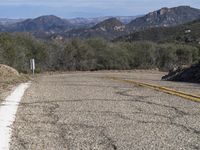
[30, 59, 35, 75]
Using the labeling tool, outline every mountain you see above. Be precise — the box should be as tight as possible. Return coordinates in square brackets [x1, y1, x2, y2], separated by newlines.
[53, 18, 128, 40]
[92, 17, 125, 31]
[0, 15, 139, 39]
[114, 19, 200, 46]
[1, 6, 200, 41]
[6, 15, 73, 32]
[2, 15, 139, 33]
[67, 16, 140, 28]
[126, 6, 200, 32]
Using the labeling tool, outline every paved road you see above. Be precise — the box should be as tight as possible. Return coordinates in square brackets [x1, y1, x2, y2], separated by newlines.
[10, 72, 200, 150]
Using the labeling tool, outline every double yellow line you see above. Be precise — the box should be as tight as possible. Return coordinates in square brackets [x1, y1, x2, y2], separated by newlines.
[107, 76, 200, 103]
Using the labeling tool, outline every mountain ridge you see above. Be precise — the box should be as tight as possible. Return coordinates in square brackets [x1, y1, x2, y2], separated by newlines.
[0, 15, 139, 32]
[114, 19, 200, 46]
[0, 6, 200, 40]
[6, 15, 73, 32]
[53, 17, 127, 40]
[126, 6, 200, 31]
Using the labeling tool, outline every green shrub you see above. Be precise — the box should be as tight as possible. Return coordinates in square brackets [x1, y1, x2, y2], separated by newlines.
[0, 33, 199, 72]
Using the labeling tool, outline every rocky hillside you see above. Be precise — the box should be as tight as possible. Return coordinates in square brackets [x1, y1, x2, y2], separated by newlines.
[126, 6, 200, 31]
[114, 19, 200, 46]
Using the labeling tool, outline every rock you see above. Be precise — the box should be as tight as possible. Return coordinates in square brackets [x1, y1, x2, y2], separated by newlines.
[162, 62, 200, 83]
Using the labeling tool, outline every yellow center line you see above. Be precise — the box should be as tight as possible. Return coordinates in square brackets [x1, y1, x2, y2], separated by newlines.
[107, 76, 200, 103]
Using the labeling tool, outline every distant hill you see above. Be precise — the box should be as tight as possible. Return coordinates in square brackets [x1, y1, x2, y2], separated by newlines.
[45, 6, 200, 40]
[53, 18, 128, 40]
[1, 6, 200, 41]
[92, 18, 125, 31]
[0, 15, 139, 39]
[67, 16, 140, 28]
[1, 15, 139, 33]
[115, 19, 200, 46]
[126, 6, 200, 32]
[6, 15, 73, 32]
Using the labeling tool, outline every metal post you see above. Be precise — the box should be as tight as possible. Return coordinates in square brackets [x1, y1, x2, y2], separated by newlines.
[30, 59, 35, 75]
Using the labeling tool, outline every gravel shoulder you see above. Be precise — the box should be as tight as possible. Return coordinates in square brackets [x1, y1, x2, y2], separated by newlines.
[10, 71, 200, 150]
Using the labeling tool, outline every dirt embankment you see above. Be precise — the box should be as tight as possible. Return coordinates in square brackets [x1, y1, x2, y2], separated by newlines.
[0, 64, 19, 77]
[162, 62, 200, 83]
[0, 64, 29, 101]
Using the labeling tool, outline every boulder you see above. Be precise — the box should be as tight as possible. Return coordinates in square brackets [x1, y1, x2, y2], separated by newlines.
[162, 62, 200, 83]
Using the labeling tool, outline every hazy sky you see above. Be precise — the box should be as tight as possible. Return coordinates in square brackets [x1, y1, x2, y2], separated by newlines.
[0, 0, 199, 19]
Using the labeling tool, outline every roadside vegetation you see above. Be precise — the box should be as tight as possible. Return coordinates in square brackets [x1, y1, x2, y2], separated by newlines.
[0, 32, 199, 73]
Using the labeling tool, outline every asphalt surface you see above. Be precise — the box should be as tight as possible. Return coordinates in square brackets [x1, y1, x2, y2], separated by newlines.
[10, 72, 200, 150]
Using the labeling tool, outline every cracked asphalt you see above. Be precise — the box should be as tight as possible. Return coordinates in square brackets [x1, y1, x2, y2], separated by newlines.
[10, 71, 200, 150]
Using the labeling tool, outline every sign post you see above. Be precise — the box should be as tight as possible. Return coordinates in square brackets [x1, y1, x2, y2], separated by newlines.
[30, 59, 35, 75]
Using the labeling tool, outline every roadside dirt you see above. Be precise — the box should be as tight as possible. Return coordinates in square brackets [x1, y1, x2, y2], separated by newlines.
[0, 64, 29, 102]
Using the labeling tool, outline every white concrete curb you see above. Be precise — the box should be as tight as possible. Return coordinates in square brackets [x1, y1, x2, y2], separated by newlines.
[0, 82, 31, 150]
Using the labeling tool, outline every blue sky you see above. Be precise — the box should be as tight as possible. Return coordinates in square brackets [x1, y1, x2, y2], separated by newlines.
[0, 0, 200, 19]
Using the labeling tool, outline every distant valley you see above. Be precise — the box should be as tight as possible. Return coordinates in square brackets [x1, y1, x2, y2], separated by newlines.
[0, 18, 24, 25]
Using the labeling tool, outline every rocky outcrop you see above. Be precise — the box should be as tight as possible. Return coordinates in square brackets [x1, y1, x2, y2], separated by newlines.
[162, 62, 200, 83]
